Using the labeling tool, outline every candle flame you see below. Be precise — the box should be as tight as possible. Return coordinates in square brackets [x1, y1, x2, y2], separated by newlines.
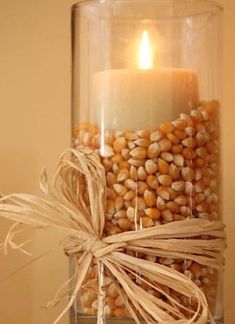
[139, 31, 153, 70]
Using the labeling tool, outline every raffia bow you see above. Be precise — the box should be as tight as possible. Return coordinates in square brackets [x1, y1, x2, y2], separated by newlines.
[0, 147, 226, 324]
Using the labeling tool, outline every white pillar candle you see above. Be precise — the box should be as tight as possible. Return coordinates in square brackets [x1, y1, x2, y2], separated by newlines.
[91, 32, 199, 131]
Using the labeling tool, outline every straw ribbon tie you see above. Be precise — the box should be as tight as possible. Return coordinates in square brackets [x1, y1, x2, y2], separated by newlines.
[0, 147, 226, 324]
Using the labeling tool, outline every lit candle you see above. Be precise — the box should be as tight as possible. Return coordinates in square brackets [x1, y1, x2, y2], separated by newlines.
[92, 31, 199, 130]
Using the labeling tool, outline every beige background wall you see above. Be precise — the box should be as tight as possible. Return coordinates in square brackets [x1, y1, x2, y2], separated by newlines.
[0, 0, 234, 323]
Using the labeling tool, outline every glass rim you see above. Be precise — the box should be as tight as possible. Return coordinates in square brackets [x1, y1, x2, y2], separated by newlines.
[72, 0, 223, 18]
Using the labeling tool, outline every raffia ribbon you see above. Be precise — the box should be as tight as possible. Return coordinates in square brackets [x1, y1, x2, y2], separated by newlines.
[0, 147, 226, 324]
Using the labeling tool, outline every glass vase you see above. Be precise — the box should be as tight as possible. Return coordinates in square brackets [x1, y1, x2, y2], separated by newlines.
[70, 0, 223, 323]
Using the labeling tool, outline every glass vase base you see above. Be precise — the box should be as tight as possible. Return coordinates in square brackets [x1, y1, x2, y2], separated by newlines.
[70, 311, 224, 324]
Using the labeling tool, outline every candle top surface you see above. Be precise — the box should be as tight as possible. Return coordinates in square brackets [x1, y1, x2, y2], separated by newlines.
[94, 67, 197, 75]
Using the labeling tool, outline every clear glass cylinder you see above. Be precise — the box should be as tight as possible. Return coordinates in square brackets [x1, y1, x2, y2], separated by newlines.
[71, 0, 223, 323]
